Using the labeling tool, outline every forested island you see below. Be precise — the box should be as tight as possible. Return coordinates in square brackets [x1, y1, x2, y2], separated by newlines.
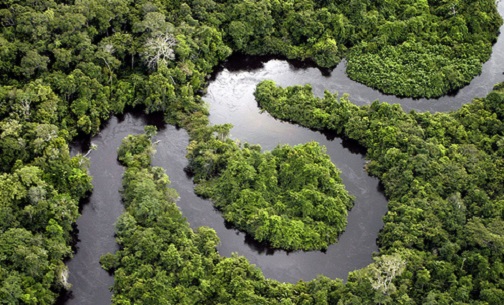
[0, 0, 503, 304]
[189, 138, 354, 251]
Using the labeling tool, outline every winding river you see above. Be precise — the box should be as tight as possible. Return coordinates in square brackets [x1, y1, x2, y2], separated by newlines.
[61, 2, 504, 304]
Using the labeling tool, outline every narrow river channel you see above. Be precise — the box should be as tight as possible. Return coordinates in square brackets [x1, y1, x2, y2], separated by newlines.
[61, 2, 504, 304]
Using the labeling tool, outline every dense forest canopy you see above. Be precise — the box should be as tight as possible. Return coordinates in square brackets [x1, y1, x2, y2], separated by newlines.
[0, 0, 503, 303]
[0, 0, 501, 109]
[102, 129, 390, 304]
[106, 83, 504, 304]
[255, 80, 504, 304]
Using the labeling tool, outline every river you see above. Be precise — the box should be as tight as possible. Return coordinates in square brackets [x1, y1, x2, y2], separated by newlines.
[61, 2, 504, 304]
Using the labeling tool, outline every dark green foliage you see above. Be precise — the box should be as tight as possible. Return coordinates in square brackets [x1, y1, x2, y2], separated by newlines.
[0, 0, 233, 298]
[255, 80, 504, 303]
[0, 0, 231, 134]
[194, 141, 353, 251]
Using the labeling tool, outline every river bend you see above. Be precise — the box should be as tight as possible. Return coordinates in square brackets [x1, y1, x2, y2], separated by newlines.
[62, 2, 504, 303]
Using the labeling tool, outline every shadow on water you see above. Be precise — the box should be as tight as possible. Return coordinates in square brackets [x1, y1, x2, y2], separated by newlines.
[220, 53, 332, 78]
[115, 106, 167, 130]
[243, 234, 279, 256]
[221, 219, 278, 255]
[341, 137, 367, 156]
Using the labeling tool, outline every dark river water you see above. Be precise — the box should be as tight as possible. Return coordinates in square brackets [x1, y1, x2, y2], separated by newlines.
[61, 2, 504, 304]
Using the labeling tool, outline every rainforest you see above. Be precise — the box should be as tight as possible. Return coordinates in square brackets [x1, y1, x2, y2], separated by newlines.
[0, 0, 503, 304]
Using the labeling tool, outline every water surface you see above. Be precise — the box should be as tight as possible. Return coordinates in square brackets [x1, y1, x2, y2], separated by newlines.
[62, 2, 504, 302]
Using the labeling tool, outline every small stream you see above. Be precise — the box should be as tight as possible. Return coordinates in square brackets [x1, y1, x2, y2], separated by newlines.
[62, 2, 504, 304]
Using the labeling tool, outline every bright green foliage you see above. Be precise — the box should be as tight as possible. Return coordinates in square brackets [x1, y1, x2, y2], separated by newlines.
[195, 141, 353, 251]
[216, 0, 501, 97]
[256, 80, 504, 304]
[0, 0, 232, 134]
[106, 129, 353, 304]
[186, 123, 353, 250]
[185, 123, 238, 182]
[345, 0, 502, 98]
[255, 80, 360, 133]
[347, 42, 484, 98]
[0, 123, 91, 302]
[0, 94, 92, 302]
[117, 126, 157, 168]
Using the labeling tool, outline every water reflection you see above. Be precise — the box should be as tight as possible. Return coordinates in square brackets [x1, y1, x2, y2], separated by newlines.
[217, 1, 504, 113]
